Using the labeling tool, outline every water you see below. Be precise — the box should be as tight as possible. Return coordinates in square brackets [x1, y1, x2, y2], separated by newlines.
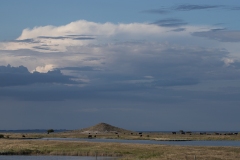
[41, 138, 240, 147]
[0, 156, 117, 160]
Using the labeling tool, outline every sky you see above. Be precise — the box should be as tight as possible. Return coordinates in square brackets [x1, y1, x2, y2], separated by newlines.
[1, 0, 240, 131]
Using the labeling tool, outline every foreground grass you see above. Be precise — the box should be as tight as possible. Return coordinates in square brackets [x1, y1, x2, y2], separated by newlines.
[0, 139, 240, 160]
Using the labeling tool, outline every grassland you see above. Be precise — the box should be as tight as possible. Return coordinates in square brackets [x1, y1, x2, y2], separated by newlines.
[0, 138, 240, 160]
[1, 131, 240, 141]
[1, 131, 240, 159]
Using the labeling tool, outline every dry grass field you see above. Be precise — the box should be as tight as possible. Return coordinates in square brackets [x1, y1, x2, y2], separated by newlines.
[1, 131, 240, 141]
[0, 139, 240, 160]
[1, 123, 240, 159]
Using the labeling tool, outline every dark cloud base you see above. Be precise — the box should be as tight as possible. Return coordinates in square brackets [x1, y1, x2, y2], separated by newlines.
[0, 65, 80, 87]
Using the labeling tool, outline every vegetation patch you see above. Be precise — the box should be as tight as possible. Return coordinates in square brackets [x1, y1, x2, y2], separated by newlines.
[0, 139, 240, 159]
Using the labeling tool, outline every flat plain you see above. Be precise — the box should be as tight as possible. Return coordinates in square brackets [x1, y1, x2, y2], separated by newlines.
[1, 131, 240, 160]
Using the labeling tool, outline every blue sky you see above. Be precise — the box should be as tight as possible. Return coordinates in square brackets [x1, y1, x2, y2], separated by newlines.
[2, 0, 240, 39]
[1, 0, 240, 131]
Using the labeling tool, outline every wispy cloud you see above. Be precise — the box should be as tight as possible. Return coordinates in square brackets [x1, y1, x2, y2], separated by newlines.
[151, 18, 187, 27]
[9, 39, 38, 43]
[32, 46, 54, 51]
[192, 30, 240, 42]
[171, 28, 186, 32]
[142, 8, 170, 14]
[38, 35, 95, 40]
[154, 78, 199, 87]
[143, 4, 240, 14]
[175, 4, 222, 11]
[60, 66, 100, 72]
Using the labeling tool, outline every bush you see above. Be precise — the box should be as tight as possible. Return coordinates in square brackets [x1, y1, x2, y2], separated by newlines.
[88, 135, 92, 138]
[47, 129, 54, 134]
[0, 134, 4, 138]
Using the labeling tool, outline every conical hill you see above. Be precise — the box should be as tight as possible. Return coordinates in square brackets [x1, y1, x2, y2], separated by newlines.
[75, 122, 133, 133]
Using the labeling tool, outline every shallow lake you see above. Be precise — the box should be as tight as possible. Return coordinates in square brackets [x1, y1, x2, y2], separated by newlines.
[41, 138, 240, 147]
[0, 156, 117, 160]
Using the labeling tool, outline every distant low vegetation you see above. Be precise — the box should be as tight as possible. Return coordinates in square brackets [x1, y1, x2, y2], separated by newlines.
[0, 134, 4, 138]
[47, 129, 54, 134]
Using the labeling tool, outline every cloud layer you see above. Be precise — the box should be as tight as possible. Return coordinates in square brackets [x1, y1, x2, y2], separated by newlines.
[142, 4, 240, 14]
[175, 5, 222, 11]
[0, 65, 80, 87]
[0, 6, 240, 130]
[0, 20, 240, 131]
[1, 20, 240, 87]
[192, 29, 240, 42]
[152, 18, 188, 27]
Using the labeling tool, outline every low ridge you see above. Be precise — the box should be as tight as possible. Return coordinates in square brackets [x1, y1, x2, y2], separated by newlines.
[75, 122, 133, 133]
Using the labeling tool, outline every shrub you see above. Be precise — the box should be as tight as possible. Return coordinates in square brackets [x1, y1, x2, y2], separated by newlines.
[0, 134, 4, 138]
[88, 135, 92, 138]
[47, 129, 54, 134]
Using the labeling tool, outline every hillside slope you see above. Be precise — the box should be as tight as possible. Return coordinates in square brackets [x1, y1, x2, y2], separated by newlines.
[74, 122, 133, 133]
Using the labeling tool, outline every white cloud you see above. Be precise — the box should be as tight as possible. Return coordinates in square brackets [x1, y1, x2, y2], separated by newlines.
[17, 20, 168, 40]
[0, 20, 212, 53]
[33, 64, 55, 73]
[222, 58, 234, 66]
[1, 19, 240, 88]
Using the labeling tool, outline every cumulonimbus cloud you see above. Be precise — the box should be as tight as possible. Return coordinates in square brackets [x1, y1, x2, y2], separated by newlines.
[0, 19, 240, 91]
[0, 20, 210, 53]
